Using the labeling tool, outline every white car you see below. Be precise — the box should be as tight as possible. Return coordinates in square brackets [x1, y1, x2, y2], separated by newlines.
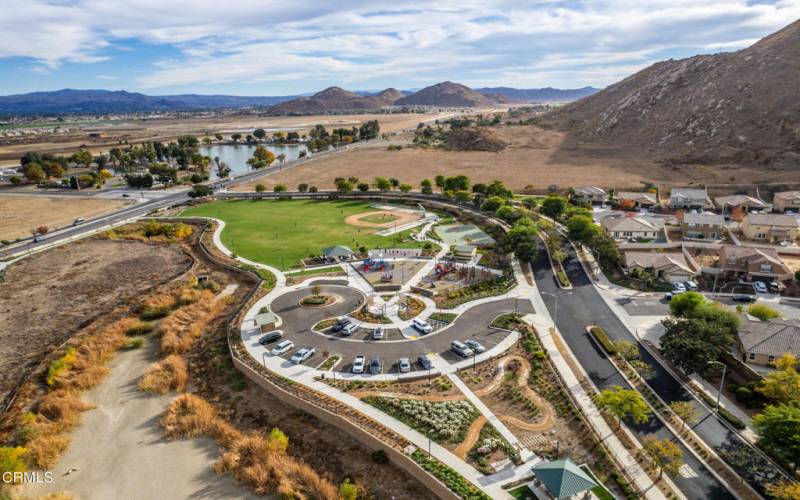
[341, 323, 358, 336]
[271, 340, 294, 356]
[754, 281, 768, 294]
[684, 281, 698, 291]
[352, 355, 366, 374]
[464, 339, 486, 354]
[290, 346, 315, 364]
[412, 318, 433, 334]
[672, 282, 686, 293]
[398, 357, 411, 373]
[372, 327, 384, 340]
[451, 341, 474, 358]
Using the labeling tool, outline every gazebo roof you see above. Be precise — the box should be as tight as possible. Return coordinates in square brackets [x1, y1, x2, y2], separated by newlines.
[532, 458, 598, 499]
[322, 245, 353, 258]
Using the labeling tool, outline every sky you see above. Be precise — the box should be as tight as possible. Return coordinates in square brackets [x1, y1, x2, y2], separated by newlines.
[0, 0, 798, 96]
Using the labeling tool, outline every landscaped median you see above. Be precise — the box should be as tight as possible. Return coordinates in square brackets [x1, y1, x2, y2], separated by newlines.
[410, 450, 491, 500]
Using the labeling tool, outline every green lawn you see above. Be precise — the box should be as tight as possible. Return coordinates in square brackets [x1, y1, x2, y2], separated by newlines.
[181, 199, 425, 270]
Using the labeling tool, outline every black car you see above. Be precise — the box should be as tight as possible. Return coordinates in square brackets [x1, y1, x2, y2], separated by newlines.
[332, 317, 351, 332]
[417, 355, 432, 370]
[732, 294, 757, 303]
[259, 330, 283, 345]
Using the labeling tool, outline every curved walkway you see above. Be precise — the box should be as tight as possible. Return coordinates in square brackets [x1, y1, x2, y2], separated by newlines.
[454, 416, 488, 459]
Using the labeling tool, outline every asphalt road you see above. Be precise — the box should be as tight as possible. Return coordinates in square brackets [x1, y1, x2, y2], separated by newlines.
[253, 284, 532, 374]
[532, 240, 736, 500]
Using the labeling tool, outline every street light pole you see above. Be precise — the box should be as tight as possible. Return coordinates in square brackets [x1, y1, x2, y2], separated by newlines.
[707, 360, 727, 414]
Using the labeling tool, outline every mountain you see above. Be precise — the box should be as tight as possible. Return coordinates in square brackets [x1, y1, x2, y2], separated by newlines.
[395, 81, 514, 107]
[475, 86, 600, 102]
[266, 86, 402, 114]
[540, 19, 800, 166]
[0, 89, 296, 115]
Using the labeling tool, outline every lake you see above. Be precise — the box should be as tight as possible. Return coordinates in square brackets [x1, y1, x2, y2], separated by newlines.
[201, 144, 308, 179]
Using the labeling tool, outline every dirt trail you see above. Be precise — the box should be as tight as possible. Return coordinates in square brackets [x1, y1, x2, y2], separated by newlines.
[481, 355, 555, 431]
[344, 210, 422, 228]
[453, 415, 487, 459]
[349, 390, 465, 402]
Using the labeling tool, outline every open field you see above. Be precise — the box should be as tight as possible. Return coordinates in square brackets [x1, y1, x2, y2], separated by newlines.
[0, 111, 458, 164]
[0, 238, 190, 409]
[181, 199, 427, 269]
[233, 124, 800, 192]
[0, 195, 131, 240]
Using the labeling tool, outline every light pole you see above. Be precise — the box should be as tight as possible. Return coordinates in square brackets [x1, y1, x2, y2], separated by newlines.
[542, 291, 558, 324]
[707, 360, 727, 415]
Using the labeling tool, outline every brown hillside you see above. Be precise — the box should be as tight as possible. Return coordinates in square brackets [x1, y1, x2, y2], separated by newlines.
[445, 127, 508, 152]
[540, 19, 800, 167]
[396, 81, 513, 107]
[268, 86, 396, 115]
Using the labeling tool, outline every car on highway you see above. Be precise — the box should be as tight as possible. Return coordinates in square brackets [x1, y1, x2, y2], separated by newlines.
[398, 357, 411, 373]
[732, 294, 757, 303]
[271, 340, 294, 356]
[352, 355, 366, 374]
[332, 317, 352, 332]
[369, 357, 383, 374]
[372, 326, 384, 340]
[259, 330, 283, 345]
[451, 341, 474, 358]
[754, 281, 768, 294]
[290, 346, 316, 364]
[341, 323, 358, 336]
[464, 339, 486, 354]
[411, 318, 433, 334]
[417, 355, 433, 370]
[73, 217, 86, 226]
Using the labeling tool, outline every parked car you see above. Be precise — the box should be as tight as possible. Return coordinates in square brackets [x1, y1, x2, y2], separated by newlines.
[672, 282, 686, 293]
[121, 193, 131, 198]
[684, 281, 698, 291]
[754, 281, 768, 294]
[259, 330, 283, 345]
[732, 294, 757, 303]
[417, 355, 433, 370]
[398, 357, 411, 373]
[271, 340, 294, 356]
[464, 339, 486, 354]
[341, 323, 358, 336]
[665, 291, 683, 301]
[769, 282, 782, 293]
[290, 346, 315, 364]
[369, 357, 383, 374]
[352, 355, 366, 374]
[332, 317, 351, 332]
[372, 326, 384, 340]
[451, 341, 474, 358]
[411, 318, 433, 334]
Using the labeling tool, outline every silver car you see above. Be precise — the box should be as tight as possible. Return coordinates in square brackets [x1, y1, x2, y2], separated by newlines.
[372, 327, 384, 340]
[398, 357, 411, 373]
[464, 339, 486, 354]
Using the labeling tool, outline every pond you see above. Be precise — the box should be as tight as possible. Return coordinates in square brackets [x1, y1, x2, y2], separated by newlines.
[201, 144, 308, 179]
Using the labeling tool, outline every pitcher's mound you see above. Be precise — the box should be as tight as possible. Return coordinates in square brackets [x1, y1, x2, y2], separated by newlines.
[345, 210, 422, 228]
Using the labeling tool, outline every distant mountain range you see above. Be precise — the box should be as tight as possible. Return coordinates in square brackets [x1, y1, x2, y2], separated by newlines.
[539, 19, 800, 167]
[0, 82, 600, 116]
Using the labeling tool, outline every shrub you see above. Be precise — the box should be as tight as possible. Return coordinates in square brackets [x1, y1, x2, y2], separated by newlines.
[339, 479, 359, 500]
[748, 303, 780, 321]
[24, 434, 71, 469]
[37, 390, 92, 432]
[123, 338, 145, 350]
[139, 305, 171, 321]
[590, 326, 617, 355]
[139, 355, 189, 395]
[126, 322, 155, 336]
[47, 348, 77, 385]
[371, 449, 389, 464]
[161, 394, 218, 439]
[735, 386, 752, 403]
[0, 447, 28, 478]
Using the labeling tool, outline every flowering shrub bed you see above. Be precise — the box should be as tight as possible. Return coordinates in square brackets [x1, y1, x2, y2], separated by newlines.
[363, 396, 478, 443]
[411, 450, 491, 500]
[468, 423, 519, 475]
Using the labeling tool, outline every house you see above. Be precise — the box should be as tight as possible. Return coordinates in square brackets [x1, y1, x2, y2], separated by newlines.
[573, 186, 608, 205]
[255, 311, 277, 333]
[714, 195, 767, 217]
[616, 191, 657, 209]
[322, 245, 354, 260]
[740, 213, 799, 243]
[773, 191, 800, 213]
[670, 187, 712, 210]
[716, 245, 792, 281]
[531, 458, 598, 500]
[738, 318, 800, 367]
[681, 212, 725, 240]
[624, 251, 697, 283]
[600, 214, 663, 241]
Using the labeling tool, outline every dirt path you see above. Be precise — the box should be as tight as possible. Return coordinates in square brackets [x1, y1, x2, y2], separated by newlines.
[349, 390, 465, 402]
[453, 415, 487, 459]
[22, 337, 257, 500]
[344, 210, 422, 228]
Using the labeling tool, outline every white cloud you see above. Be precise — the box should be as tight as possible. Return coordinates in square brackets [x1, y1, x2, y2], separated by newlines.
[1, 0, 799, 92]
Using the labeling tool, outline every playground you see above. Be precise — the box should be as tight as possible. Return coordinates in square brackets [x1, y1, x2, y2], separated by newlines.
[435, 223, 495, 247]
[355, 257, 427, 287]
[181, 199, 428, 270]
[419, 261, 501, 294]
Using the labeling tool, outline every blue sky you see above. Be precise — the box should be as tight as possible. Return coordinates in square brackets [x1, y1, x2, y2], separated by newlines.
[0, 0, 798, 96]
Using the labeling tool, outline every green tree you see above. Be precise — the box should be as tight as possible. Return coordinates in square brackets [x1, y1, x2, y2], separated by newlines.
[641, 435, 683, 479]
[613, 340, 639, 361]
[594, 386, 652, 427]
[668, 291, 706, 317]
[339, 478, 358, 500]
[389, 177, 400, 190]
[399, 183, 412, 193]
[274, 184, 287, 192]
[255, 183, 266, 193]
[495, 205, 522, 224]
[70, 148, 93, 168]
[420, 179, 433, 195]
[758, 354, 800, 404]
[753, 403, 800, 471]
[540, 195, 568, 218]
[230, 133, 242, 143]
[357, 182, 370, 192]
[247, 146, 275, 169]
[267, 428, 289, 453]
[373, 177, 392, 191]
[485, 180, 513, 199]
[253, 128, 266, 141]
[434, 175, 445, 192]
[297, 183, 309, 193]
[444, 175, 470, 192]
[669, 401, 699, 434]
[767, 480, 800, 500]
[23, 164, 46, 183]
[480, 196, 505, 213]
[336, 180, 353, 193]
[566, 215, 600, 244]
[505, 223, 538, 261]
[660, 316, 735, 375]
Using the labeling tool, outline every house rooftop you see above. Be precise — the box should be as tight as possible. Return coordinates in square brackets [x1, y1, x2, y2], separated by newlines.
[532, 458, 598, 499]
[715, 194, 766, 208]
[744, 213, 800, 228]
[625, 251, 694, 274]
[739, 318, 800, 359]
[574, 186, 606, 195]
[774, 191, 800, 202]
[255, 312, 277, 326]
[683, 212, 725, 225]
[601, 215, 663, 232]
[616, 191, 657, 202]
[322, 245, 354, 258]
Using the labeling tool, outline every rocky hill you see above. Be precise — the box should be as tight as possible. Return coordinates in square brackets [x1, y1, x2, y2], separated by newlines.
[396, 81, 514, 108]
[540, 19, 800, 167]
[267, 87, 394, 114]
[476, 86, 600, 102]
[445, 127, 508, 151]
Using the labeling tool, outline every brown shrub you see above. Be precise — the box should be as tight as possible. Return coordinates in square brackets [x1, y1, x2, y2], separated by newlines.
[160, 394, 217, 439]
[139, 355, 189, 395]
[211, 420, 243, 449]
[24, 434, 71, 469]
[159, 291, 226, 355]
[36, 391, 92, 431]
[53, 318, 133, 390]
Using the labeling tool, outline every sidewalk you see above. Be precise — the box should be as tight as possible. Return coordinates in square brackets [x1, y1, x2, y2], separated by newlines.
[689, 374, 758, 443]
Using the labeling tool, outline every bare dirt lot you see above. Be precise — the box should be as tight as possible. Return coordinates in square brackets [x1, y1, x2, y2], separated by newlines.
[234, 124, 800, 191]
[0, 238, 191, 407]
[0, 195, 130, 240]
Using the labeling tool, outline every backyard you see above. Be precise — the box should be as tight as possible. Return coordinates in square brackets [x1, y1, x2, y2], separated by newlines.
[181, 199, 427, 270]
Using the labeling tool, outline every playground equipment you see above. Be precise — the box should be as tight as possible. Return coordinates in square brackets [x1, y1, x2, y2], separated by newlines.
[361, 257, 392, 273]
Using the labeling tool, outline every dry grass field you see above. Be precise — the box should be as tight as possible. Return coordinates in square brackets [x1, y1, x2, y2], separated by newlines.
[234, 124, 800, 192]
[0, 195, 130, 240]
